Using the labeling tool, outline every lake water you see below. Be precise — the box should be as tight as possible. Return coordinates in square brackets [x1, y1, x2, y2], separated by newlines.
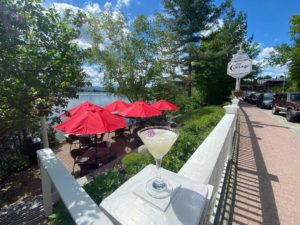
[65, 92, 127, 109]
[54, 92, 127, 140]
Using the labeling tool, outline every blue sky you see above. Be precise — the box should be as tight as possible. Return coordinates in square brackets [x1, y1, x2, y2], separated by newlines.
[44, 0, 299, 83]
[45, 0, 300, 46]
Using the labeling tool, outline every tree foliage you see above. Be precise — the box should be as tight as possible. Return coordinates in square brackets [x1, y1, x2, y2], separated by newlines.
[194, 4, 260, 104]
[161, 0, 228, 96]
[289, 15, 300, 91]
[87, 10, 166, 102]
[269, 15, 300, 91]
[0, 0, 87, 150]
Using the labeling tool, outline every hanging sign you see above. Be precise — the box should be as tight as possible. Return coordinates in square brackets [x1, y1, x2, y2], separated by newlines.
[227, 49, 252, 79]
[227, 59, 252, 78]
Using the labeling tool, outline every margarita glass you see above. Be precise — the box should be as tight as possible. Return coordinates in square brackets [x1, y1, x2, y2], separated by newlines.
[138, 126, 178, 198]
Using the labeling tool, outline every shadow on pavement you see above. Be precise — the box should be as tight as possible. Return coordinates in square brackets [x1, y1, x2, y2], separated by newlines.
[231, 103, 280, 225]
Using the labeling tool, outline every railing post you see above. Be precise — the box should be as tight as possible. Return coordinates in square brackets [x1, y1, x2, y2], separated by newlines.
[39, 158, 53, 216]
[40, 116, 49, 148]
[223, 100, 239, 160]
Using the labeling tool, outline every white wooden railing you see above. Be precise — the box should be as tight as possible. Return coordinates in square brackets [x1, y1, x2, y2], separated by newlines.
[37, 149, 113, 225]
[178, 99, 239, 223]
[37, 99, 239, 225]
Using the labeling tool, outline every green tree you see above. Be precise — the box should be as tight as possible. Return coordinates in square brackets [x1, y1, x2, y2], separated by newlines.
[194, 5, 260, 104]
[0, 0, 87, 150]
[288, 15, 300, 91]
[269, 15, 300, 91]
[87, 10, 165, 102]
[161, 0, 227, 97]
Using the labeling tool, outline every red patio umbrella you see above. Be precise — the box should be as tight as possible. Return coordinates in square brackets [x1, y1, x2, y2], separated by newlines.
[118, 100, 162, 118]
[61, 101, 102, 119]
[55, 106, 126, 134]
[152, 100, 180, 111]
[104, 100, 130, 114]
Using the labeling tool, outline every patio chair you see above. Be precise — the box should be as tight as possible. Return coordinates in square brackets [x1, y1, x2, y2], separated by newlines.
[70, 148, 86, 174]
[65, 134, 80, 151]
[93, 133, 105, 145]
[78, 136, 93, 148]
[70, 147, 90, 174]
[113, 128, 125, 140]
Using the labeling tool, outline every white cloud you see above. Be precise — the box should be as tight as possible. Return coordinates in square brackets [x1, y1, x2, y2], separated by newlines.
[116, 0, 131, 10]
[82, 65, 104, 86]
[104, 2, 112, 11]
[119, 0, 131, 7]
[254, 47, 289, 78]
[253, 47, 275, 67]
[200, 19, 224, 37]
[85, 3, 101, 14]
[122, 0, 131, 7]
[260, 47, 275, 59]
[51, 3, 83, 14]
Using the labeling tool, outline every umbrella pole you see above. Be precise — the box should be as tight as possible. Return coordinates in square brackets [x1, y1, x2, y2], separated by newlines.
[94, 134, 98, 164]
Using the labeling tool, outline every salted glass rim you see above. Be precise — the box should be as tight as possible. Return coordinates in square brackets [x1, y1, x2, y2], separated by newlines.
[137, 126, 178, 141]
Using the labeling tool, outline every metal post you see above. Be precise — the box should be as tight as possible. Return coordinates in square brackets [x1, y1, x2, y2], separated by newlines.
[40, 116, 49, 148]
[235, 78, 241, 91]
[283, 73, 286, 91]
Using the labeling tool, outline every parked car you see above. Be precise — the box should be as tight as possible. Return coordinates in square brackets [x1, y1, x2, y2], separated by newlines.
[244, 91, 256, 103]
[272, 92, 300, 122]
[256, 93, 275, 109]
[243, 91, 252, 101]
[248, 92, 259, 104]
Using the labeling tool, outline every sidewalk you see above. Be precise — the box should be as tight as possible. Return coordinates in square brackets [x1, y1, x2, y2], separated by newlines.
[232, 102, 300, 225]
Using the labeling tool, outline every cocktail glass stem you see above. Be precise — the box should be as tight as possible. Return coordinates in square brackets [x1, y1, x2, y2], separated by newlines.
[153, 157, 166, 191]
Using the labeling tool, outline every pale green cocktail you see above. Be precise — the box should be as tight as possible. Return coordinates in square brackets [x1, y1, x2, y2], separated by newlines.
[138, 126, 178, 198]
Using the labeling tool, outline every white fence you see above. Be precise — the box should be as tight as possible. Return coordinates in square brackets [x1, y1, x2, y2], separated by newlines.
[37, 100, 239, 225]
[37, 149, 113, 225]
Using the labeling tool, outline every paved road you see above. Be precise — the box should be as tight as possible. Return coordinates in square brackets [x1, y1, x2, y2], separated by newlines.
[259, 107, 300, 139]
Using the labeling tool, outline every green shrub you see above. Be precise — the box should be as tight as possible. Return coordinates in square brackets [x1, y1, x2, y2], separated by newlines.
[0, 152, 29, 182]
[48, 127, 61, 149]
[122, 153, 148, 168]
[164, 106, 224, 172]
[49, 203, 74, 225]
[84, 168, 126, 205]
[175, 95, 198, 113]
[121, 152, 152, 177]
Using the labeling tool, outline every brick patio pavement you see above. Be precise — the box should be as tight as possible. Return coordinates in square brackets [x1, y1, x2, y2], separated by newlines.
[232, 102, 300, 225]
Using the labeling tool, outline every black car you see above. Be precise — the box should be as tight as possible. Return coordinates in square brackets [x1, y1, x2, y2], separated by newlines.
[244, 91, 256, 103]
[256, 93, 275, 109]
[248, 93, 259, 104]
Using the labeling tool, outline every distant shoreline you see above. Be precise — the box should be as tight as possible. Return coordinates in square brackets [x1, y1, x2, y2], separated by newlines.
[80, 86, 106, 92]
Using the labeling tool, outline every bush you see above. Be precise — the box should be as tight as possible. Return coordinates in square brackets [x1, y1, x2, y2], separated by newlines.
[122, 153, 148, 168]
[84, 168, 127, 205]
[175, 94, 199, 113]
[0, 152, 29, 182]
[121, 152, 153, 177]
[49, 203, 74, 225]
[164, 106, 224, 172]
[48, 127, 61, 149]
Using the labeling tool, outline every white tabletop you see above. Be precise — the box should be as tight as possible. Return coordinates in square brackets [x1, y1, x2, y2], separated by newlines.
[100, 165, 212, 225]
